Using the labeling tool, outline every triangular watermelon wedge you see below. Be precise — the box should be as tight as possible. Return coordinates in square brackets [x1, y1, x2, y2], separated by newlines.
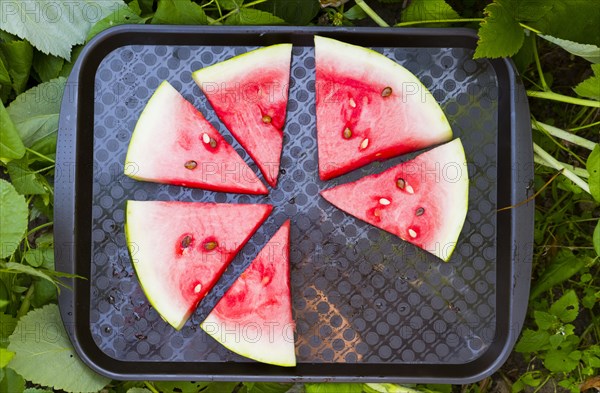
[125, 81, 268, 195]
[321, 139, 469, 262]
[315, 36, 453, 180]
[192, 44, 292, 188]
[125, 201, 272, 330]
[201, 220, 296, 367]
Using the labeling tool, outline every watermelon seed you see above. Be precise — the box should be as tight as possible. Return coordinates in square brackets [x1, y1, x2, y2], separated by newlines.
[406, 184, 415, 194]
[360, 138, 369, 149]
[194, 284, 203, 293]
[396, 178, 406, 189]
[349, 98, 357, 108]
[203, 241, 218, 251]
[209, 137, 217, 148]
[408, 229, 418, 238]
[343, 127, 352, 139]
[181, 235, 193, 249]
[262, 115, 272, 124]
[416, 207, 425, 216]
[202, 133, 211, 144]
[379, 198, 391, 205]
[184, 160, 197, 170]
[382, 87, 393, 97]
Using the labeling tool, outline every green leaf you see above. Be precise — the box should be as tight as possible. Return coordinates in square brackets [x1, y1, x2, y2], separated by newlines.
[533, 311, 557, 330]
[549, 290, 579, 323]
[474, 1, 525, 59]
[306, 383, 363, 393]
[31, 278, 57, 308]
[585, 145, 600, 202]
[23, 248, 53, 268]
[593, 221, 600, 257]
[201, 383, 240, 393]
[87, 5, 147, 42]
[219, 0, 244, 10]
[0, 58, 10, 85]
[153, 381, 210, 393]
[544, 349, 581, 373]
[344, 5, 367, 20]
[574, 64, 600, 100]
[32, 51, 65, 83]
[24, 389, 54, 393]
[0, 367, 25, 393]
[0, 179, 28, 258]
[0, 100, 25, 162]
[530, 249, 588, 298]
[8, 304, 111, 392]
[7, 158, 48, 195]
[1, 263, 57, 288]
[512, 32, 535, 74]
[256, 0, 321, 25]
[541, 35, 600, 64]
[504, 0, 553, 22]
[548, 333, 565, 349]
[512, 371, 542, 393]
[0, 347, 14, 368]
[126, 388, 152, 393]
[6, 77, 66, 153]
[152, 0, 207, 25]
[515, 329, 550, 353]
[226, 8, 285, 25]
[247, 382, 295, 393]
[0, 0, 125, 60]
[401, 0, 459, 23]
[363, 384, 420, 393]
[0, 40, 33, 94]
[0, 314, 17, 348]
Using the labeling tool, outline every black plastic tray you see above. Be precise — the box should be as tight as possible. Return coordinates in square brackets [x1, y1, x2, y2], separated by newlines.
[55, 25, 534, 383]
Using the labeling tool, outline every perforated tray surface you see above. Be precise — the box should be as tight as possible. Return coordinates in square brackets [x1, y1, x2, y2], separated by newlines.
[55, 26, 534, 383]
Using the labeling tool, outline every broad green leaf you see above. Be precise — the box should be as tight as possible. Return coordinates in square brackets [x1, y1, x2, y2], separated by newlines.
[226, 8, 285, 25]
[528, 0, 600, 47]
[127, 388, 152, 393]
[587, 145, 600, 202]
[7, 158, 48, 195]
[363, 384, 420, 393]
[533, 311, 557, 330]
[219, 0, 244, 10]
[0, 347, 14, 368]
[550, 290, 579, 323]
[530, 249, 588, 298]
[474, 2, 524, 59]
[128, 0, 143, 15]
[23, 248, 53, 268]
[201, 383, 240, 393]
[306, 383, 363, 393]
[153, 381, 210, 393]
[544, 349, 581, 373]
[1, 263, 57, 288]
[8, 304, 111, 392]
[512, 371, 542, 393]
[0, 367, 25, 393]
[0, 58, 10, 85]
[87, 5, 147, 42]
[344, 5, 367, 20]
[137, 0, 155, 14]
[548, 333, 565, 349]
[541, 35, 600, 64]
[6, 77, 66, 153]
[59, 45, 83, 78]
[515, 329, 550, 353]
[503, 0, 553, 22]
[32, 278, 58, 308]
[0, 40, 33, 94]
[0, 279, 8, 313]
[0, 314, 17, 348]
[0, 100, 25, 162]
[0, 0, 125, 60]
[0, 180, 28, 258]
[247, 382, 295, 393]
[24, 389, 54, 393]
[257, 0, 321, 25]
[152, 0, 207, 25]
[32, 51, 65, 83]
[512, 32, 535, 74]
[593, 221, 600, 257]
[401, 0, 459, 23]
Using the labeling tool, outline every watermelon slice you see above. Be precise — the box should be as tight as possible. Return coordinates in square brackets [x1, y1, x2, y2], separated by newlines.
[192, 44, 292, 188]
[124, 81, 267, 195]
[321, 139, 469, 261]
[125, 200, 272, 330]
[315, 36, 453, 180]
[201, 220, 295, 367]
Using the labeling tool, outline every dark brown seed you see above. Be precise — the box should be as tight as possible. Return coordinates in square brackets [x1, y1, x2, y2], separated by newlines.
[396, 178, 406, 189]
[382, 87, 393, 97]
[209, 138, 217, 148]
[181, 235, 192, 249]
[343, 127, 352, 139]
[184, 160, 197, 170]
[416, 207, 425, 216]
[203, 241, 218, 251]
[262, 115, 272, 124]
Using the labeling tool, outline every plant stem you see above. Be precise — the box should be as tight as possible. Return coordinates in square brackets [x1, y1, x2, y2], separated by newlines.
[355, 0, 389, 27]
[25, 147, 55, 163]
[519, 22, 542, 35]
[532, 121, 597, 150]
[394, 18, 482, 27]
[209, 0, 268, 24]
[534, 154, 589, 178]
[533, 142, 591, 194]
[570, 120, 600, 131]
[17, 285, 35, 318]
[144, 382, 160, 393]
[531, 34, 549, 91]
[527, 91, 600, 108]
[26, 221, 54, 237]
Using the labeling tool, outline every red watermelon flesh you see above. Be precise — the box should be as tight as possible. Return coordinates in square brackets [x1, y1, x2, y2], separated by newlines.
[315, 36, 453, 180]
[321, 139, 469, 262]
[124, 81, 267, 195]
[201, 220, 295, 367]
[125, 201, 272, 330]
[192, 44, 292, 188]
